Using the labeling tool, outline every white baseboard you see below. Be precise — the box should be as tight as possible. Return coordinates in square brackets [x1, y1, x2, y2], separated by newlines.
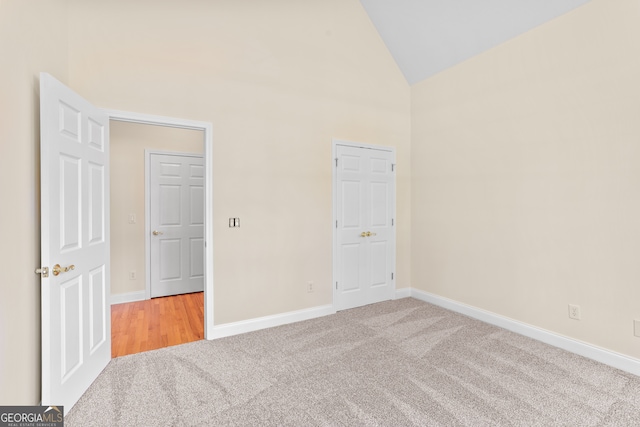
[207, 304, 336, 340]
[209, 286, 411, 340]
[411, 289, 640, 377]
[111, 291, 146, 305]
[395, 287, 412, 299]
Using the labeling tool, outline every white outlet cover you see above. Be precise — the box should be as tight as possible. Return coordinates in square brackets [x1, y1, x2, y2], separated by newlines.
[568, 304, 581, 320]
[634, 320, 640, 338]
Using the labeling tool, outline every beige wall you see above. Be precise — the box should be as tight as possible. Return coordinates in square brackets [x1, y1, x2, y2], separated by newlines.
[0, 0, 69, 406]
[411, 0, 640, 359]
[66, 0, 411, 324]
[110, 121, 204, 296]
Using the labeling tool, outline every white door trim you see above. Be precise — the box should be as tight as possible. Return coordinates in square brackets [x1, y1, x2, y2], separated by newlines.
[144, 149, 204, 300]
[332, 138, 396, 310]
[106, 109, 215, 339]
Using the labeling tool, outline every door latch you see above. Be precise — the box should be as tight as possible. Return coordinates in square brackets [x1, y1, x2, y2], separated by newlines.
[35, 266, 49, 278]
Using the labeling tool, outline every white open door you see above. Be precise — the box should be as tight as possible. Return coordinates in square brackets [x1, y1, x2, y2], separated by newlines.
[39, 73, 111, 413]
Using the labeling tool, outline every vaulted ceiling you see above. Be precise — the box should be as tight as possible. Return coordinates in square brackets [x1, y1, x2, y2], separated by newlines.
[359, 0, 593, 85]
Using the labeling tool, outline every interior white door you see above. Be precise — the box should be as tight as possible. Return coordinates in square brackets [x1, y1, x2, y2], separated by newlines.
[149, 153, 205, 298]
[335, 144, 395, 311]
[39, 73, 111, 413]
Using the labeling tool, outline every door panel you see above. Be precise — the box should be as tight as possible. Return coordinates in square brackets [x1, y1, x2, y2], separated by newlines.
[88, 118, 105, 151]
[160, 239, 182, 280]
[150, 153, 204, 297]
[190, 187, 205, 224]
[190, 238, 205, 278]
[60, 276, 82, 380]
[40, 73, 111, 413]
[335, 143, 395, 311]
[88, 162, 105, 245]
[370, 182, 389, 227]
[60, 155, 82, 251]
[342, 181, 361, 227]
[370, 158, 387, 173]
[88, 266, 107, 352]
[340, 243, 361, 292]
[370, 241, 388, 286]
[160, 184, 181, 224]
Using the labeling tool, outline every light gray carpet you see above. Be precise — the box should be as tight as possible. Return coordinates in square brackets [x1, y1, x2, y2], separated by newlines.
[66, 298, 640, 426]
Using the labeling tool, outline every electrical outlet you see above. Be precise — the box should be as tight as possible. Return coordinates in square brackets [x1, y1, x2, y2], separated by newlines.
[634, 320, 640, 338]
[307, 281, 314, 293]
[568, 304, 581, 320]
[129, 271, 137, 280]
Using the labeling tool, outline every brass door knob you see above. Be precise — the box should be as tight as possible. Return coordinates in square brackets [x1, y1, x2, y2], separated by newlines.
[52, 264, 75, 276]
[361, 231, 377, 237]
[152, 230, 163, 236]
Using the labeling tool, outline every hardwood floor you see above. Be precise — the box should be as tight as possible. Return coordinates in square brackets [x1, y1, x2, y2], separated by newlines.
[111, 292, 204, 358]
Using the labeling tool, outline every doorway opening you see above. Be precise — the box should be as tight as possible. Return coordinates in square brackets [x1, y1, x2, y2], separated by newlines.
[107, 111, 214, 356]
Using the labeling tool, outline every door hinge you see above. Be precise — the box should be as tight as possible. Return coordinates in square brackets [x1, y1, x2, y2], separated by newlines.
[336, 282, 338, 290]
[336, 220, 338, 229]
[391, 163, 395, 172]
[392, 218, 394, 226]
[335, 158, 338, 167]
[391, 272, 394, 280]
[35, 266, 49, 278]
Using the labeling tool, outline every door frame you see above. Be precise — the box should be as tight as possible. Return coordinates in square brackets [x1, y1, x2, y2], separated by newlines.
[107, 109, 215, 338]
[331, 138, 396, 310]
[145, 149, 205, 300]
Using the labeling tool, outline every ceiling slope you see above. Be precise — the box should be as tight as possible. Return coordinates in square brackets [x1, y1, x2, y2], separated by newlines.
[360, 0, 593, 85]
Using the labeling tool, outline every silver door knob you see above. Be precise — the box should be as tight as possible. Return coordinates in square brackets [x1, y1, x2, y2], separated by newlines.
[152, 230, 163, 236]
